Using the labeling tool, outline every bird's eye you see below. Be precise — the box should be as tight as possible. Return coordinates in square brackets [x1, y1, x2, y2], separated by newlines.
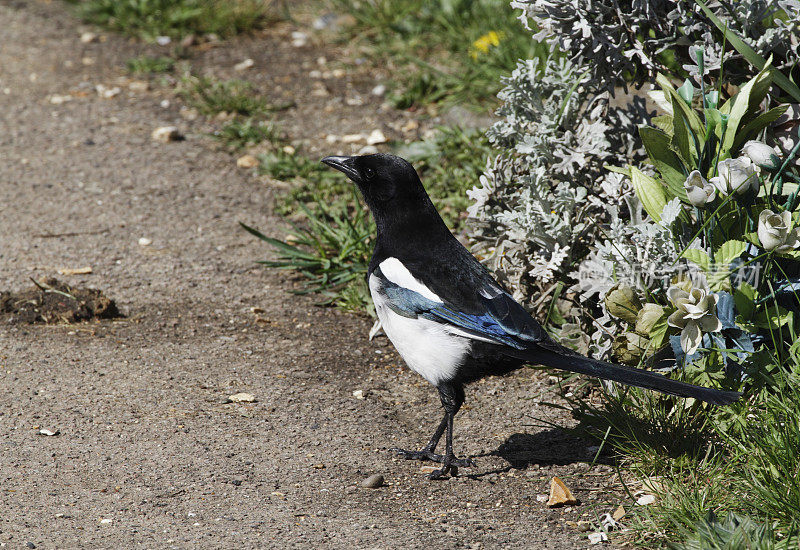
[363, 167, 375, 180]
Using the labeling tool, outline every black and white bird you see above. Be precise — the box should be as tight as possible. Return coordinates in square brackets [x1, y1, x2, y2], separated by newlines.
[321, 153, 741, 479]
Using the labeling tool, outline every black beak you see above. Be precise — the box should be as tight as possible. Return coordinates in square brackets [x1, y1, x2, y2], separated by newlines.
[321, 155, 360, 182]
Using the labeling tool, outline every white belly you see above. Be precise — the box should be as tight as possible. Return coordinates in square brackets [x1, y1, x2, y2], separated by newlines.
[369, 275, 470, 386]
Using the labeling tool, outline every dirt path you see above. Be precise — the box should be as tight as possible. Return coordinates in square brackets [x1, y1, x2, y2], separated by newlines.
[0, 2, 622, 548]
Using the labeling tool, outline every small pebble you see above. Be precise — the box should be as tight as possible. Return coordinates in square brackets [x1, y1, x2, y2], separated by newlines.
[636, 494, 656, 506]
[341, 134, 363, 144]
[100, 518, 112, 524]
[38, 429, 59, 436]
[227, 392, 256, 403]
[371, 84, 386, 97]
[95, 84, 120, 99]
[180, 34, 197, 48]
[138, 237, 152, 246]
[291, 31, 308, 47]
[588, 532, 608, 545]
[234, 58, 255, 71]
[49, 94, 72, 105]
[80, 32, 99, 43]
[26, 543, 36, 549]
[352, 389, 365, 400]
[366, 129, 387, 145]
[236, 154, 259, 169]
[361, 474, 384, 488]
[151, 126, 182, 143]
[358, 145, 378, 155]
[156, 36, 171, 45]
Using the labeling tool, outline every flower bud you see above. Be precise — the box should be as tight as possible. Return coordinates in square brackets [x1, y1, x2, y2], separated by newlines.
[635, 303, 665, 335]
[612, 332, 649, 365]
[710, 157, 759, 196]
[604, 284, 642, 324]
[742, 140, 781, 171]
[758, 209, 800, 252]
[683, 170, 715, 206]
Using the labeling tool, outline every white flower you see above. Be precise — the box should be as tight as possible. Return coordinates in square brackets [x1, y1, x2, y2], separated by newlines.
[742, 140, 781, 171]
[710, 157, 759, 196]
[757, 209, 800, 252]
[667, 281, 721, 356]
[683, 170, 716, 206]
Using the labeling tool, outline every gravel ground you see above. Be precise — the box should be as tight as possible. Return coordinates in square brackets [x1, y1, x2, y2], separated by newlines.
[0, 2, 626, 548]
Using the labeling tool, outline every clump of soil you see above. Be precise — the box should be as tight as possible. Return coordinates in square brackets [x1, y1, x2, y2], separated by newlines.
[0, 277, 121, 324]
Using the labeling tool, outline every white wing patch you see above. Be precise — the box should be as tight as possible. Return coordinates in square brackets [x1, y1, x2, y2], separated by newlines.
[378, 257, 442, 303]
[369, 274, 469, 386]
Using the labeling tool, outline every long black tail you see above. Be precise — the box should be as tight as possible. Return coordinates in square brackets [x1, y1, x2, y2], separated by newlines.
[507, 346, 741, 406]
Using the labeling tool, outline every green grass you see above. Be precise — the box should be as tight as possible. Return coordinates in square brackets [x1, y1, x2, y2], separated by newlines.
[177, 75, 273, 117]
[126, 55, 175, 75]
[212, 118, 281, 150]
[240, 191, 374, 314]
[68, 0, 274, 41]
[328, 0, 549, 108]
[566, 354, 800, 548]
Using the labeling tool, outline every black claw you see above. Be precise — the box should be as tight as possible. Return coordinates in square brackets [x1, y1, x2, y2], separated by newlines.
[390, 448, 444, 463]
[426, 467, 450, 480]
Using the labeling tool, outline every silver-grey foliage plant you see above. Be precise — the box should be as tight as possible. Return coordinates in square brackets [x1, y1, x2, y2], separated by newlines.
[467, 0, 800, 358]
[467, 55, 633, 309]
[511, 0, 800, 90]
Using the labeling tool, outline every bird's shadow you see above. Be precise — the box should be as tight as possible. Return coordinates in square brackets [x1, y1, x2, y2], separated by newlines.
[464, 428, 613, 479]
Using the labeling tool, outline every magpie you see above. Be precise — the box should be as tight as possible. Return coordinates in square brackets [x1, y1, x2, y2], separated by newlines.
[321, 153, 741, 479]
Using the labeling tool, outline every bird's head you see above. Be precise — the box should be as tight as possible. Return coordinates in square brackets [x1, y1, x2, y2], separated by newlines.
[321, 153, 448, 239]
[321, 153, 426, 207]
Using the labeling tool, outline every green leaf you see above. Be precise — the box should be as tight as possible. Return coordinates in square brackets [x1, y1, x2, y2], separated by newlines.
[605, 164, 632, 177]
[648, 316, 669, 350]
[705, 108, 723, 139]
[733, 105, 789, 151]
[754, 305, 793, 329]
[671, 94, 697, 166]
[639, 126, 688, 200]
[652, 115, 673, 134]
[682, 248, 711, 271]
[719, 65, 773, 155]
[696, 0, 800, 103]
[714, 240, 748, 266]
[734, 282, 756, 321]
[630, 167, 667, 222]
[657, 73, 705, 137]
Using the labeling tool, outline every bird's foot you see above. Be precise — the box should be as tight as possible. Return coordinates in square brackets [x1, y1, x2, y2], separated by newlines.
[390, 447, 444, 463]
[391, 448, 475, 479]
[426, 456, 476, 480]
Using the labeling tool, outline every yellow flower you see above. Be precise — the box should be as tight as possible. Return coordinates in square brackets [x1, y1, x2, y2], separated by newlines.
[470, 31, 503, 59]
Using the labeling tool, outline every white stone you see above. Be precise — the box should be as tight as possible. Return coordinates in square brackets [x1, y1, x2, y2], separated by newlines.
[151, 126, 181, 143]
[234, 58, 255, 71]
[366, 129, 387, 145]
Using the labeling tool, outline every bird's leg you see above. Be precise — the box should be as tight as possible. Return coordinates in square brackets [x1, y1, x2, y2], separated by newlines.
[390, 413, 448, 462]
[429, 382, 475, 479]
